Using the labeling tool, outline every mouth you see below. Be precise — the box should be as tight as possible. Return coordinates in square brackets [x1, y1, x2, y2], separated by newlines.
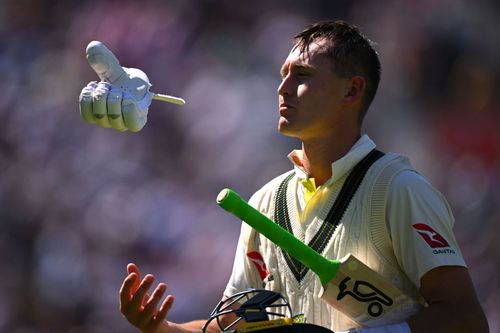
[279, 103, 295, 115]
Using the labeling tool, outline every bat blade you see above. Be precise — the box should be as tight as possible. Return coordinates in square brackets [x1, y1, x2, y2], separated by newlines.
[320, 254, 421, 327]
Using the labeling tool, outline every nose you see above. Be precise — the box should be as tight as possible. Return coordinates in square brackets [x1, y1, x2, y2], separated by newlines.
[277, 74, 293, 97]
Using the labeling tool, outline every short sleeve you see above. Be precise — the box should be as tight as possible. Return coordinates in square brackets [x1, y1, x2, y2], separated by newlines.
[223, 222, 254, 298]
[386, 170, 467, 288]
[223, 187, 274, 298]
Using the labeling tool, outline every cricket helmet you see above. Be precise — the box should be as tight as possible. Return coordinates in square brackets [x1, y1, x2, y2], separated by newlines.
[202, 289, 333, 333]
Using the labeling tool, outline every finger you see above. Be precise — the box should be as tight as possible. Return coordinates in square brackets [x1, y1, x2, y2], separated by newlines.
[86, 41, 127, 84]
[79, 81, 97, 124]
[127, 263, 142, 294]
[107, 85, 126, 131]
[149, 295, 174, 331]
[119, 272, 138, 313]
[122, 95, 146, 132]
[92, 82, 112, 128]
[129, 274, 155, 311]
[140, 283, 167, 326]
[127, 263, 141, 275]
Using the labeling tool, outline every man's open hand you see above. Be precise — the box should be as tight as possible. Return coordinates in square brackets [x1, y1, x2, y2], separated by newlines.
[119, 263, 174, 333]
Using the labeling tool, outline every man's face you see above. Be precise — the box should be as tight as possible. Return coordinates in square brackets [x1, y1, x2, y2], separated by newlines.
[277, 39, 351, 141]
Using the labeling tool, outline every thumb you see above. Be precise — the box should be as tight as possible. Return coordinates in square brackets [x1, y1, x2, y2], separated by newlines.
[86, 41, 127, 84]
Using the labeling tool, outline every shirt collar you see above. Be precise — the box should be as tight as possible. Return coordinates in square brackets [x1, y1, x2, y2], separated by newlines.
[287, 134, 376, 185]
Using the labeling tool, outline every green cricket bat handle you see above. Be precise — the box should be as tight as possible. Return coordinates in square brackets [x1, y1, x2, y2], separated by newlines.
[217, 188, 340, 285]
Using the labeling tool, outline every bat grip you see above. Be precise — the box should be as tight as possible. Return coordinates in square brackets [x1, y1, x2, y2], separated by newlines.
[217, 188, 339, 285]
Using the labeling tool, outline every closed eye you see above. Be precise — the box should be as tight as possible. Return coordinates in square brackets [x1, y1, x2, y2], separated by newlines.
[295, 71, 310, 77]
[280, 64, 313, 79]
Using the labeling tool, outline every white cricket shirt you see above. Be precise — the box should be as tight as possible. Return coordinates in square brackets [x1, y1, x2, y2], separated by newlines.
[224, 135, 466, 330]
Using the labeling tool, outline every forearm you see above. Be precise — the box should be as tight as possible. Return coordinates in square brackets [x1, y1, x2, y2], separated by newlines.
[406, 301, 489, 333]
[405, 267, 489, 333]
[345, 300, 488, 333]
[165, 320, 220, 333]
[170, 320, 207, 333]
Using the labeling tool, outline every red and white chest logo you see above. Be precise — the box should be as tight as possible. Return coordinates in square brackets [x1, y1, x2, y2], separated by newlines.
[412, 223, 450, 248]
[247, 251, 270, 280]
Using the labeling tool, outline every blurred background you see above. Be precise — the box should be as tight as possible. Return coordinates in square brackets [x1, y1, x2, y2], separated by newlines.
[0, 0, 499, 332]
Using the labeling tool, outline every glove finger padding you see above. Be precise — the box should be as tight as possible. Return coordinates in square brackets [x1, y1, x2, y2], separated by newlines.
[122, 92, 147, 132]
[92, 82, 112, 128]
[79, 67, 152, 132]
[79, 81, 98, 124]
[107, 85, 126, 131]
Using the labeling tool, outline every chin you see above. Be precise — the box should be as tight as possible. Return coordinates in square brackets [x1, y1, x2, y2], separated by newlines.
[278, 124, 299, 138]
[278, 120, 289, 134]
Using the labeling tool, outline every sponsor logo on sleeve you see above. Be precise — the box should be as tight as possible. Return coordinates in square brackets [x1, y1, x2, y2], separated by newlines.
[247, 251, 270, 280]
[412, 223, 456, 254]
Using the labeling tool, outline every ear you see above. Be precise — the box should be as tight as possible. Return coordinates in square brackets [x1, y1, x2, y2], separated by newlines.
[343, 76, 366, 103]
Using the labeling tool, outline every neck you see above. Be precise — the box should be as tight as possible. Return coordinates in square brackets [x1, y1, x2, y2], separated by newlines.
[300, 132, 361, 186]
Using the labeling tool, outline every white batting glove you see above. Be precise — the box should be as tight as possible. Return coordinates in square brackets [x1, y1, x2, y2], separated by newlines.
[79, 41, 152, 132]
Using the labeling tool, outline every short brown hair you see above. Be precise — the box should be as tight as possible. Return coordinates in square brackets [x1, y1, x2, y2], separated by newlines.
[293, 20, 381, 121]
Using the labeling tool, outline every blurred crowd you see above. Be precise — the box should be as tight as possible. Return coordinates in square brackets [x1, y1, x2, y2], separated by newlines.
[0, 0, 498, 332]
